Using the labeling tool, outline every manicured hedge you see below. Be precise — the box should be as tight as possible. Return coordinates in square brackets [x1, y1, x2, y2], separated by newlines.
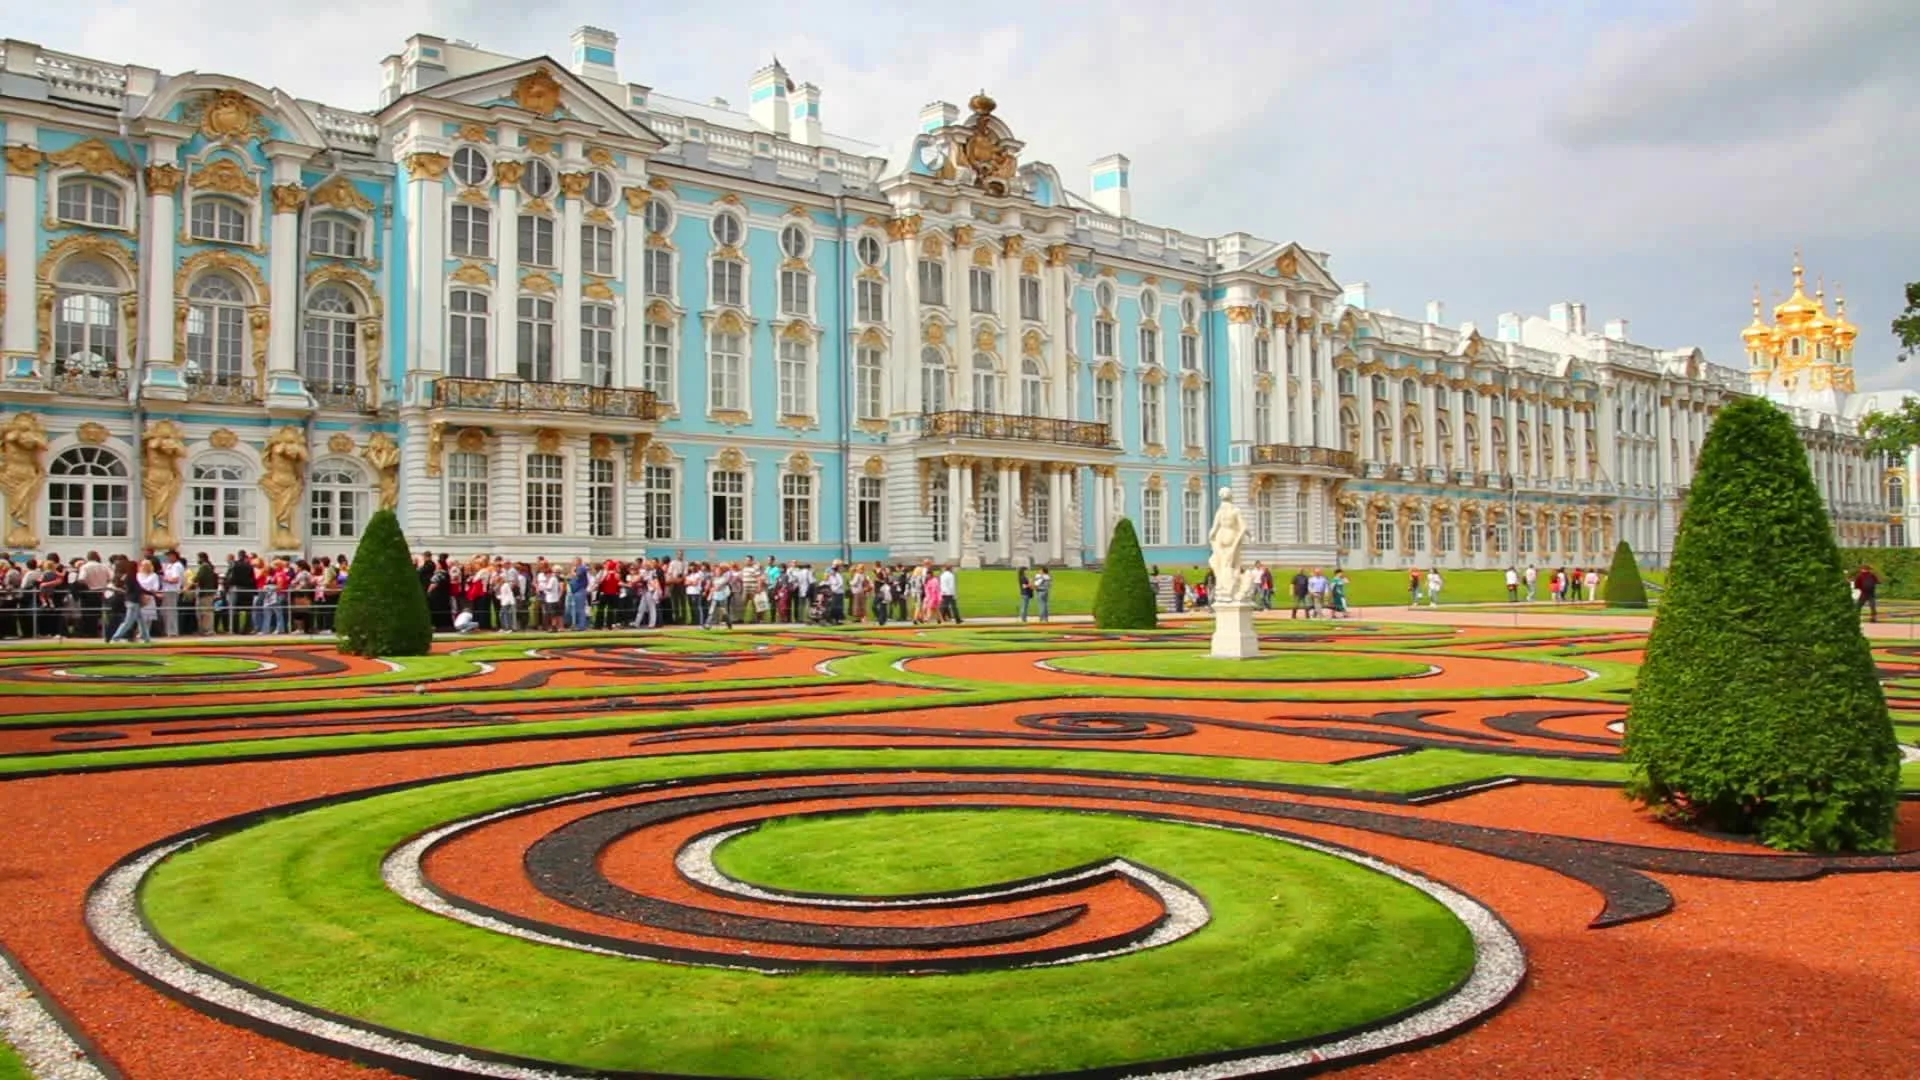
[335, 509, 435, 657]
[1601, 540, 1648, 608]
[1093, 517, 1158, 630]
[1625, 397, 1901, 852]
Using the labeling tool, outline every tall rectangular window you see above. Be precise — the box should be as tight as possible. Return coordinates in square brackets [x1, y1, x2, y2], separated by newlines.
[1139, 326, 1159, 366]
[448, 289, 489, 378]
[857, 477, 883, 544]
[1182, 386, 1202, 449]
[931, 478, 949, 543]
[644, 465, 675, 540]
[643, 323, 673, 403]
[1142, 487, 1163, 546]
[711, 259, 744, 307]
[1180, 333, 1198, 371]
[855, 345, 883, 422]
[1294, 492, 1309, 542]
[518, 214, 554, 267]
[1255, 335, 1271, 372]
[1141, 381, 1163, 446]
[969, 266, 994, 313]
[525, 452, 565, 536]
[1094, 318, 1115, 358]
[781, 472, 813, 543]
[711, 469, 745, 542]
[516, 296, 554, 381]
[857, 279, 884, 323]
[1254, 389, 1272, 444]
[1033, 482, 1051, 544]
[778, 339, 811, 418]
[446, 452, 489, 536]
[587, 458, 616, 538]
[918, 258, 945, 306]
[710, 331, 744, 412]
[1019, 275, 1041, 321]
[643, 248, 673, 298]
[451, 205, 491, 258]
[1341, 508, 1363, 552]
[1095, 376, 1117, 432]
[780, 268, 811, 316]
[581, 304, 614, 387]
[581, 223, 615, 276]
[1182, 488, 1201, 546]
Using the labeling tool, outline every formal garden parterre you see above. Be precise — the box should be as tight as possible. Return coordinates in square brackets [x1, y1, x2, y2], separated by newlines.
[0, 617, 1915, 1079]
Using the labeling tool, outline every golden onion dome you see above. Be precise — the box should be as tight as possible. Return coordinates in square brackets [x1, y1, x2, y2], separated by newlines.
[1804, 283, 1836, 342]
[1772, 255, 1819, 327]
[1741, 290, 1772, 349]
[1833, 295, 1858, 347]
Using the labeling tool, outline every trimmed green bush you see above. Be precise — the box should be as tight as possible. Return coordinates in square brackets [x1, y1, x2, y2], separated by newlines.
[1625, 397, 1901, 852]
[1601, 540, 1648, 608]
[1093, 517, 1157, 630]
[335, 509, 434, 657]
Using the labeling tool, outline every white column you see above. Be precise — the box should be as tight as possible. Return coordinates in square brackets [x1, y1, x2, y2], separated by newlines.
[1049, 464, 1065, 563]
[1094, 469, 1110, 559]
[947, 456, 965, 563]
[1597, 388, 1619, 481]
[1576, 408, 1592, 482]
[1527, 402, 1542, 479]
[622, 190, 648, 390]
[1274, 321, 1293, 445]
[1, 124, 36, 376]
[1421, 382, 1440, 470]
[1045, 259, 1070, 417]
[1479, 394, 1496, 474]
[264, 154, 307, 407]
[1000, 460, 1017, 563]
[1385, 373, 1404, 468]
[1316, 329, 1338, 449]
[950, 235, 970, 411]
[1359, 377, 1377, 466]
[493, 153, 520, 381]
[405, 152, 449, 381]
[1292, 320, 1313, 444]
[558, 173, 585, 383]
[1449, 389, 1467, 472]
[141, 146, 181, 382]
[896, 230, 922, 417]
[1504, 395, 1521, 477]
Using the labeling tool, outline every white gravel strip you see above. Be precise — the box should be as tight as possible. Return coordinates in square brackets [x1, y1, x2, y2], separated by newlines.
[1900, 743, 1920, 764]
[0, 948, 109, 1080]
[88, 839, 584, 1080]
[1607, 719, 1626, 734]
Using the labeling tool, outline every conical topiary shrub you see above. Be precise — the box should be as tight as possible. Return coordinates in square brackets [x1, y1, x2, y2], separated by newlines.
[1093, 517, 1157, 630]
[335, 508, 434, 657]
[1624, 397, 1901, 852]
[1602, 539, 1648, 608]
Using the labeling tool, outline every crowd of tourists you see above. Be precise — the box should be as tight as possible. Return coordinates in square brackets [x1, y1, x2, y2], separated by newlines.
[416, 552, 1015, 633]
[0, 549, 350, 642]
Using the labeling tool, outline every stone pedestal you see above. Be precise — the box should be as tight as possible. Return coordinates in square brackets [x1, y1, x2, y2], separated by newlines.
[1210, 600, 1260, 659]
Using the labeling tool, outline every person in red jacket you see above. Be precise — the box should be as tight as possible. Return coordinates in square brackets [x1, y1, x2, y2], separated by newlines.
[1852, 565, 1880, 623]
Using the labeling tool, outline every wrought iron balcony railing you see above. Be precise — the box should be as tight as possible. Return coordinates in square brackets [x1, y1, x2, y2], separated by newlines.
[919, 410, 1111, 449]
[48, 360, 129, 398]
[185, 374, 259, 405]
[1250, 444, 1358, 471]
[431, 377, 660, 421]
[306, 381, 369, 411]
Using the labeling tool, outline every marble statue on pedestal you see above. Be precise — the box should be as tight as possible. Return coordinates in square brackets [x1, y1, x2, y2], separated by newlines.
[1207, 487, 1259, 658]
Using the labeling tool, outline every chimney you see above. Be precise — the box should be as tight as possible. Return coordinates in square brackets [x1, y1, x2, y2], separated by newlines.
[1496, 312, 1522, 342]
[919, 101, 959, 133]
[1603, 318, 1630, 342]
[1425, 300, 1445, 325]
[1088, 154, 1131, 218]
[1343, 282, 1371, 310]
[1570, 302, 1588, 335]
[1548, 302, 1573, 333]
[748, 59, 791, 136]
[570, 26, 618, 82]
[790, 82, 823, 146]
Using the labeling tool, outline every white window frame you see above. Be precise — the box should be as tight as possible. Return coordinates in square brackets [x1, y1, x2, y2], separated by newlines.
[309, 213, 363, 259]
[308, 461, 368, 541]
[581, 303, 615, 387]
[56, 177, 126, 228]
[446, 452, 490, 536]
[47, 446, 130, 540]
[1019, 274, 1042, 322]
[448, 288, 490, 378]
[516, 295, 555, 381]
[1141, 380, 1163, 446]
[778, 336, 813, 419]
[855, 344, 884, 422]
[856, 476, 884, 545]
[644, 463, 676, 540]
[709, 326, 747, 413]
[581, 222, 616, 277]
[524, 452, 566, 536]
[642, 320, 675, 404]
[1141, 486, 1164, 546]
[189, 455, 257, 540]
[587, 457, 617, 539]
[969, 265, 995, 314]
[780, 469, 815, 544]
[710, 467, 747, 542]
[189, 196, 250, 244]
[450, 203, 492, 259]
[518, 213, 556, 268]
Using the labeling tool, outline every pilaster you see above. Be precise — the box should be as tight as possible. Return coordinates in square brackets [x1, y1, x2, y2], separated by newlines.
[493, 151, 520, 381]
[1048, 465, 1065, 564]
[140, 144, 186, 399]
[265, 152, 312, 410]
[1316, 328, 1338, 449]
[558, 171, 586, 383]
[405, 150, 450, 387]
[946, 456, 964, 564]
[622, 189, 649, 390]
[2, 127, 41, 380]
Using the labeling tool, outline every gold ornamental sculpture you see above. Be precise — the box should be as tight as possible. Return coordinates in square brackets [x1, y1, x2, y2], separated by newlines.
[141, 420, 188, 549]
[259, 426, 310, 551]
[361, 432, 401, 511]
[0, 413, 49, 549]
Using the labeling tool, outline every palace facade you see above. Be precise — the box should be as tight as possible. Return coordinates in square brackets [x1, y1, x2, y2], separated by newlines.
[0, 30, 1908, 569]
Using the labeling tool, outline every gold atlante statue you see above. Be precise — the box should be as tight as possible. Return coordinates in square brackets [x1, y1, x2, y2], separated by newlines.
[1742, 251, 1859, 395]
[259, 426, 310, 551]
[142, 420, 189, 549]
[0, 413, 49, 549]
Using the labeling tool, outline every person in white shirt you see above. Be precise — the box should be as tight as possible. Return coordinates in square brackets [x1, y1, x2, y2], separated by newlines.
[495, 570, 520, 633]
[537, 570, 564, 631]
[1504, 566, 1519, 603]
[1425, 567, 1444, 606]
[826, 562, 847, 624]
[159, 552, 185, 637]
[1584, 567, 1599, 602]
[1523, 565, 1538, 601]
[938, 566, 960, 623]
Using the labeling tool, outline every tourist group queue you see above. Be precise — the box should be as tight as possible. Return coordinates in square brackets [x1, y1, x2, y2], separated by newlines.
[0, 549, 350, 642]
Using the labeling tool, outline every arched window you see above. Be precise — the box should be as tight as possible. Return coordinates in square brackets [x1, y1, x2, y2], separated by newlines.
[301, 285, 359, 402]
[1337, 369, 1356, 395]
[1439, 510, 1457, 553]
[1371, 410, 1390, 462]
[1889, 475, 1906, 511]
[1437, 415, 1453, 462]
[972, 352, 1000, 413]
[186, 274, 248, 383]
[1373, 507, 1395, 553]
[47, 447, 128, 539]
[920, 346, 948, 413]
[1340, 505, 1363, 552]
[309, 461, 368, 541]
[190, 456, 256, 539]
[1400, 416, 1419, 468]
[190, 196, 249, 243]
[309, 214, 362, 259]
[57, 178, 124, 227]
[52, 258, 123, 375]
[1020, 357, 1047, 416]
[1339, 407, 1359, 453]
[448, 289, 489, 379]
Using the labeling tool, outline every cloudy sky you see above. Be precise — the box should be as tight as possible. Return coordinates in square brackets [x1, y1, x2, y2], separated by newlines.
[19, 0, 1919, 388]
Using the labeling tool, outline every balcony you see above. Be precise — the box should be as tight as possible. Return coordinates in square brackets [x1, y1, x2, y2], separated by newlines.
[184, 374, 259, 405]
[1250, 444, 1359, 472]
[919, 410, 1112, 450]
[430, 377, 660, 422]
[306, 380, 369, 412]
[48, 359, 129, 399]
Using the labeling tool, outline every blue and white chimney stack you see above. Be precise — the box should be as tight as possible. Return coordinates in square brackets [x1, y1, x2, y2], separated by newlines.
[1089, 153, 1131, 218]
[570, 26, 618, 82]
